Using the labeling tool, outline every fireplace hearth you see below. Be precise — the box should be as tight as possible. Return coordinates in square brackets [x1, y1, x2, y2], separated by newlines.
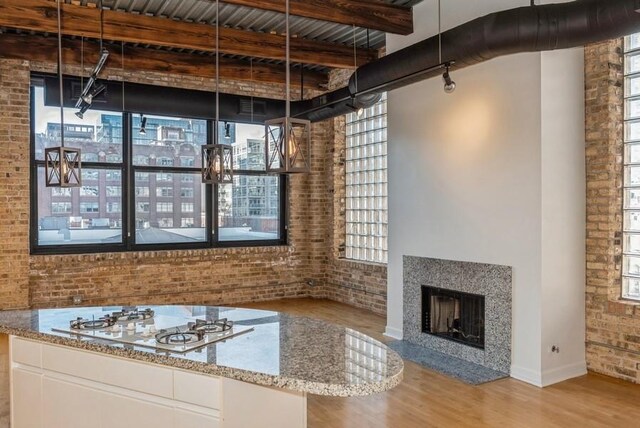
[422, 286, 485, 349]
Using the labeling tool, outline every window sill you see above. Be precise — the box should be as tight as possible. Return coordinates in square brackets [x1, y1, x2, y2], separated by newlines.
[606, 297, 640, 318]
[30, 244, 292, 260]
[335, 257, 387, 269]
[612, 297, 640, 306]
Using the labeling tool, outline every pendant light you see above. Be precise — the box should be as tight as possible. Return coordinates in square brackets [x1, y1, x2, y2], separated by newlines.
[45, 0, 82, 188]
[265, 0, 311, 174]
[202, 0, 233, 184]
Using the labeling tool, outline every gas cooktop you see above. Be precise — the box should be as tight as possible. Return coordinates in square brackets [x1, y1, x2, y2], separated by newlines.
[51, 307, 253, 354]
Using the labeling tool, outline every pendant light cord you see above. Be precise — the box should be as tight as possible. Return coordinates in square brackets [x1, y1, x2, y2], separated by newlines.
[99, 0, 104, 52]
[80, 36, 84, 102]
[285, 0, 290, 118]
[438, 0, 442, 64]
[353, 24, 358, 95]
[250, 58, 254, 123]
[57, 0, 65, 148]
[121, 41, 125, 112]
[215, 0, 220, 138]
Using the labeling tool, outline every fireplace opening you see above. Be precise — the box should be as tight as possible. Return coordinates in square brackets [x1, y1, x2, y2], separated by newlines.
[421, 286, 485, 349]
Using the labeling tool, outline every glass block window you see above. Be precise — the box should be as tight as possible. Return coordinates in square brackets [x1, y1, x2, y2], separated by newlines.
[345, 93, 388, 264]
[624, 35, 640, 300]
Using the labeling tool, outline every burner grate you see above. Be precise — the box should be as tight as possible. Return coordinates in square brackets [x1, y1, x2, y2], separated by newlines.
[155, 329, 205, 346]
[70, 316, 116, 330]
[111, 307, 155, 322]
[189, 318, 233, 333]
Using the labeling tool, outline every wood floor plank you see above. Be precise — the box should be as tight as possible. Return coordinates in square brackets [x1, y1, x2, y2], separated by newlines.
[241, 298, 640, 428]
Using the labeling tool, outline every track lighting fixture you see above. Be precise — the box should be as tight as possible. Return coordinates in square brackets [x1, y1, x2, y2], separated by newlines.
[74, 0, 109, 118]
[139, 114, 147, 135]
[349, 27, 364, 118]
[347, 97, 365, 117]
[75, 83, 106, 119]
[442, 65, 456, 94]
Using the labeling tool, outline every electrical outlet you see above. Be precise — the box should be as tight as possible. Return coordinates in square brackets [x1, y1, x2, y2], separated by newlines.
[72, 295, 83, 305]
[551, 345, 560, 353]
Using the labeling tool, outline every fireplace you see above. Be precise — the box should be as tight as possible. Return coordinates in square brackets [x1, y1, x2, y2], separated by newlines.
[421, 286, 485, 349]
[404, 257, 511, 374]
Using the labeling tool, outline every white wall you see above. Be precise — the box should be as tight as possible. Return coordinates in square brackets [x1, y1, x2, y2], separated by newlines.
[385, 0, 585, 386]
[540, 48, 587, 385]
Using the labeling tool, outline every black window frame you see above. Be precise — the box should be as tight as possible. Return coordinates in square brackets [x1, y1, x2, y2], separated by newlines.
[30, 79, 288, 255]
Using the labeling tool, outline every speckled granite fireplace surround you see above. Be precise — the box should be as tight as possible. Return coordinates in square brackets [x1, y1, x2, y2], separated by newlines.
[403, 256, 512, 374]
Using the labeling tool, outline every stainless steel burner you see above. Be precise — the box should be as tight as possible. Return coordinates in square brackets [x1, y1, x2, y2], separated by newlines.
[55, 312, 254, 354]
[111, 307, 155, 322]
[70, 316, 116, 330]
[188, 318, 233, 333]
[155, 329, 205, 346]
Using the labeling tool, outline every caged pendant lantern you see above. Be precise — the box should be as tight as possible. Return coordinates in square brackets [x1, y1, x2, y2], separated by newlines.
[46, 0, 81, 187]
[265, 0, 310, 174]
[201, 0, 233, 184]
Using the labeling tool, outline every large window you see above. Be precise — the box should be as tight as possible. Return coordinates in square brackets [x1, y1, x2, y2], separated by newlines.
[345, 93, 388, 264]
[31, 82, 285, 253]
[624, 35, 640, 300]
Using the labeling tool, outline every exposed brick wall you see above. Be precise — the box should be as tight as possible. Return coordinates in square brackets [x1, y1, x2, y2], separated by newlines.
[0, 58, 325, 309]
[0, 57, 388, 315]
[0, 60, 30, 310]
[585, 39, 640, 383]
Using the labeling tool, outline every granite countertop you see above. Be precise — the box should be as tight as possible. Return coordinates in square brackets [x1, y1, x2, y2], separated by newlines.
[0, 305, 403, 397]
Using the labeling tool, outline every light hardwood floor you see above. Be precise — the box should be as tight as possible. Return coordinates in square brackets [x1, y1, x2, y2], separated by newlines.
[243, 298, 640, 428]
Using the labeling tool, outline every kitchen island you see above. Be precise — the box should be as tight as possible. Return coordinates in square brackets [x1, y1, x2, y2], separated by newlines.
[0, 305, 403, 428]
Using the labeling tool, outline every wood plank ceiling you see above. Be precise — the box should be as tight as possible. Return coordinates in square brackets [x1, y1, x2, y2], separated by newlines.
[0, 0, 420, 89]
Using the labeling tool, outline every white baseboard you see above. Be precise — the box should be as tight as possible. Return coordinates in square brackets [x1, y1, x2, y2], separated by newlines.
[383, 326, 403, 340]
[511, 361, 587, 388]
[541, 361, 587, 387]
[510, 365, 543, 387]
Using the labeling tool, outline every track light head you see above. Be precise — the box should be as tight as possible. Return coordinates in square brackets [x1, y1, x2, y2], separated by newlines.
[443, 67, 456, 94]
[139, 114, 147, 135]
[75, 83, 106, 118]
[75, 101, 90, 119]
[347, 96, 365, 117]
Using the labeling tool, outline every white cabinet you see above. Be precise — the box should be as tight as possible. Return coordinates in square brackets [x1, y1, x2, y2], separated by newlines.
[175, 408, 220, 428]
[222, 378, 306, 428]
[10, 336, 306, 428]
[11, 368, 42, 428]
[100, 389, 175, 427]
[42, 377, 103, 428]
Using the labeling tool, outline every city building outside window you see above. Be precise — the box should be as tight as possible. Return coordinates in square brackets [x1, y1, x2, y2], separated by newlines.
[30, 81, 285, 253]
[106, 186, 121, 197]
[156, 187, 173, 197]
[624, 34, 640, 300]
[344, 93, 388, 264]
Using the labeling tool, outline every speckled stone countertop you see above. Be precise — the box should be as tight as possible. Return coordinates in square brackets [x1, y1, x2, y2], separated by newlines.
[0, 305, 403, 397]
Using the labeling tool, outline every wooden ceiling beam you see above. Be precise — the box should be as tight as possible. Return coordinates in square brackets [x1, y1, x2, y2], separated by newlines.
[0, 0, 378, 69]
[219, 0, 413, 35]
[0, 33, 329, 89]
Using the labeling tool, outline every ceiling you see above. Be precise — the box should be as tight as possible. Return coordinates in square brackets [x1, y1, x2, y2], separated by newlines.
[9, 0, 423, 73]
[0, 0, 422, 86]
